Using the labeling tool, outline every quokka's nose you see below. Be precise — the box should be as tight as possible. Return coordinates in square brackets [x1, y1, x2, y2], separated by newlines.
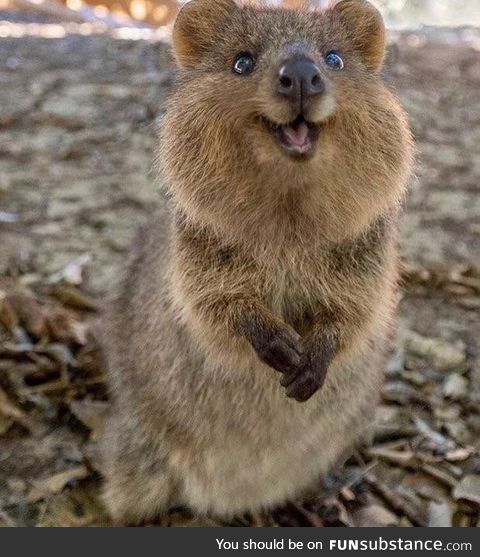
[277, 57, 324, 103]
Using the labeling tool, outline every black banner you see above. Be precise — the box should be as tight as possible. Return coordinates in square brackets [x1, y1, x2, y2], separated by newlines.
[1, 527, 478, 556]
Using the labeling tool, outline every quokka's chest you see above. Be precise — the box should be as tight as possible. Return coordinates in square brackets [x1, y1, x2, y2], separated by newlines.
[254, 226, 389, 318]
[257, 256, 337, 331]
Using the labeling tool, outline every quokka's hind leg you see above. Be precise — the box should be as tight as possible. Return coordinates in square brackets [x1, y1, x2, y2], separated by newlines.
[104, 465, 176, 526]
[102, 422, 177, 525]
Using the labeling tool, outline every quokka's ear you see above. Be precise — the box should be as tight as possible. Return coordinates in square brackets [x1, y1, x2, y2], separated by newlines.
[331, 0, 386, 71]
[172, 0, 240, 68]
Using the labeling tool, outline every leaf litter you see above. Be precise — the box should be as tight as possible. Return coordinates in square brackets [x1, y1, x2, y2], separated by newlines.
[0, 265, 479, 527]
[0, 25, 479, 527]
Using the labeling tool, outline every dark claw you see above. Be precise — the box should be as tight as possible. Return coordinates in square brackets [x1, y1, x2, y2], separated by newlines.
[280, 369, 299, 387]
[284, 332, 338, 402]
[240, 309, 304, 376]
[285, 361, 328, 402]
[257, 332, 303, 375]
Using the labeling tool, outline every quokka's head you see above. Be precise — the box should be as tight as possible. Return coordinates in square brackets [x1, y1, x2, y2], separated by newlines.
[161, 0, 412, 245]
[170, 0, 394, 162]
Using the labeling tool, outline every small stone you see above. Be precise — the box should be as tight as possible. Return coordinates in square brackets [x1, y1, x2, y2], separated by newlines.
[6, 477, 27, 494]
[6, 57, 20, 70]
[0, 211, 18, 224]
[453, 475, 480, 505]
[442, 374, 469, 400]
[428, 502, 452, 527]
[405, 331, 467, 370]
[467, 414, 480, 434]
[458, 297, 480, 310]
[434, 404, 461, 422]
[353, 504, 399, 527]
[373, 405, 415, 441]
[444, 421, 471, 445]
[387, 346, 405, 375]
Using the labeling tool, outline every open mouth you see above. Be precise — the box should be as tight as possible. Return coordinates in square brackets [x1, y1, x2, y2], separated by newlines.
[262, 115, 320, 158]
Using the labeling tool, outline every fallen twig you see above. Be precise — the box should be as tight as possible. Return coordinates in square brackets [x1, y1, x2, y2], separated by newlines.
[365, 473, 426, 527]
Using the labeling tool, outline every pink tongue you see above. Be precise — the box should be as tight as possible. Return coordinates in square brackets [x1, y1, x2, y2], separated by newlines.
[283, 122, 309, 147]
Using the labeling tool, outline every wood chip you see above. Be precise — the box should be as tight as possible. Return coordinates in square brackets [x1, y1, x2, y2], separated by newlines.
[421, 464, 458, 488]
[0, 385, 37, 433]
[365, 473, 426, 527]
[70, 399, 108, 441]
[428, 502, 453, 527]
[442, 373, 469, 400]
[453, 475, 480, 505]
[48, 285, 99, 312]
[353, 504, 399, 527]
[405, 331, 466, 370]
[444, 447, 475, 462]
[366, 445, 416, 467]
[26, 465, 90, 504]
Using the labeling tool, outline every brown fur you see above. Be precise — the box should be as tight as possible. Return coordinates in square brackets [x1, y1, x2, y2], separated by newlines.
[102, 0, 413, 523]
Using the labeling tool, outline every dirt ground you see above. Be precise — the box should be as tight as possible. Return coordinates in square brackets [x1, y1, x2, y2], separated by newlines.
[0, 23, 480, 526]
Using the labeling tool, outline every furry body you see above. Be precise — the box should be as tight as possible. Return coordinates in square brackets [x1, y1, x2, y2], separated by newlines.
[102, 0, 413, 523]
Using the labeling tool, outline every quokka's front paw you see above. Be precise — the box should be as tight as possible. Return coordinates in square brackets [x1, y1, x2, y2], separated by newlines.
[246, 321, 304, 376]
[280, 334, 338, 402]
[280, 358, 329, 403]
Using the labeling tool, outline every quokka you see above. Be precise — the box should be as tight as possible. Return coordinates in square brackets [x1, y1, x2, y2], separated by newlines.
[102, 0, 413, 523]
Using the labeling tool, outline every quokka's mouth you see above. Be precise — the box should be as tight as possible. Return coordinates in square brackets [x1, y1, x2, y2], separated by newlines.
[262, 115, 320, 159]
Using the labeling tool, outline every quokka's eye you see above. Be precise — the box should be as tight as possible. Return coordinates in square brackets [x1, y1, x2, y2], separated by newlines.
[233, 53, 256, 75]
[325, 51, 344, 70]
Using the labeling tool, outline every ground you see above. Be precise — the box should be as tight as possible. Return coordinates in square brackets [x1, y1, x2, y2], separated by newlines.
[0, 24, 479, 527]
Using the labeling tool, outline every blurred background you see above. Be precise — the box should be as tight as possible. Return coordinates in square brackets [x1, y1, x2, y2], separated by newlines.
[0, 0, 480, 528]
[1, 0, 480, 31]
[0, 0, 480, 29]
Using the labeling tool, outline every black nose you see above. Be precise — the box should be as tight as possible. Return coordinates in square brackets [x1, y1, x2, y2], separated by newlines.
[277, 57, 324, 103]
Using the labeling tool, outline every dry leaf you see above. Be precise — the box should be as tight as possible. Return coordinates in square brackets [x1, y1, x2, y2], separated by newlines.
[444, 448, 474, 462]
[70, 399, 108, 441]
[453, 475, 480, 506]
[26, 465, 90, 504]
[366, 445, 416, 467]
[442, 373, 469, 400]
[405, 331, 466, 371]
[49, 285, 99, 312]
[0, 413, 13, 435]
[353, 504, 399, 527]
[0, 290, 19, 332]
[0, 385, 37, 433]
[2, 286, 48, 338]
[36, 484, 109, 527]
[47, 254, 92, 286]
[46, 308, 88, 345]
